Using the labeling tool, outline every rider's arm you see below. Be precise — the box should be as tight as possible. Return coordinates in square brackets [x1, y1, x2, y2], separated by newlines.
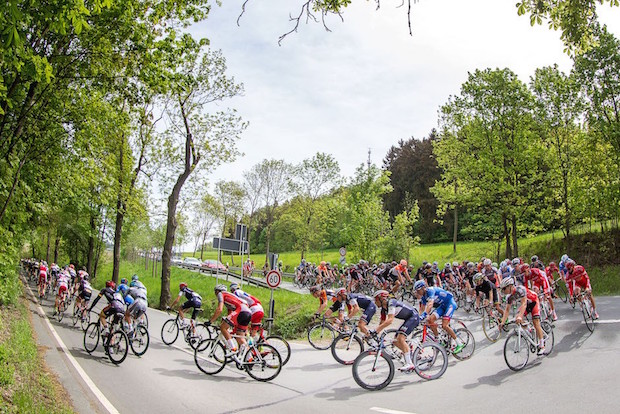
[209, 301, 224, 324]
[516, 297, 527, 322]
[375, 314, 394, 334]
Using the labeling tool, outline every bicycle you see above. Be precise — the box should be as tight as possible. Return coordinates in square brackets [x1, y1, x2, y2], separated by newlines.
[537, 292, 554, 322]
[502, 318, 554, 371]
[255, 326, 291, 366]
[161, 309, 211, 350]
[330, 318, 365, 365]
[122, 316, 150, 356]
[480, 303, 503, 343]
[307, 315, 349, 350]
[83, 313, 129, 365]
[72, 298, 91, 331]
[55, 292, 68, 322]
[413, 319, 475, 360]
[194, 328, 282, 382]
[550, 276, 568, 303]
[351, 330, 448, 391]
[574, 291, 596, 332]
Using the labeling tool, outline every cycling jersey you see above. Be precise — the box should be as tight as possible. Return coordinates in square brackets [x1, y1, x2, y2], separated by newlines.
[380, 299, 419, 335]
[475, 279, 499, 303]
[483, 267, 499, 286]
[217, 291, 251, 331]
[420, 287, 458, 320]
[233, 289, 264, 326]
[91, 286, 125, 317]
[78, 280, 92, 300]
[526, 268, 550, 293]
[506, 285, 540, 318]
[348, 293, 377, 323]
[566, 265, 591, 295]
[180, 287, 202, 319]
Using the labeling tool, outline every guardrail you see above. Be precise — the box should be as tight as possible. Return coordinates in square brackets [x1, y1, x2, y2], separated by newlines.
[175, 263, 272, 289]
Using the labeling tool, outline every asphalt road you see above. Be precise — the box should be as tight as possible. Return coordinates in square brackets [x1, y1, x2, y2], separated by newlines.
[26, 279, 620, 414]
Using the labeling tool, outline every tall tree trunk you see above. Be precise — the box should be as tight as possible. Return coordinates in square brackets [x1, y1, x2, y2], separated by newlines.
[563, 169, 571, 248]
[511, 215, 518, 258]
[452, 203, 458, 253]
[503, 214, 512, 258]
[112, 204, 124, 284]
[200, 231, 207, 260]
[86, 214, 95, 274]
[46, 228, 51, 263]
[53, 229, 60, 264]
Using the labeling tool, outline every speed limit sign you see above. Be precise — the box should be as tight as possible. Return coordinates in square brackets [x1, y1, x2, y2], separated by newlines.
[265, 270, 281, 289]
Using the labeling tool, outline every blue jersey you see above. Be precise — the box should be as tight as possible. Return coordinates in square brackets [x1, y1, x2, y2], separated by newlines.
[420, 287, 454, 308]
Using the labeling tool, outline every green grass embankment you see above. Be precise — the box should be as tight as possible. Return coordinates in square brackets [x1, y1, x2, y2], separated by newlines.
[94, 261, 317, 339]
[0, 285, 75, 414]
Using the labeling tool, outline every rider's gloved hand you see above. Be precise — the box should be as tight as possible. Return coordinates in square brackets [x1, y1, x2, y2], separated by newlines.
[204, 320, 211, 327]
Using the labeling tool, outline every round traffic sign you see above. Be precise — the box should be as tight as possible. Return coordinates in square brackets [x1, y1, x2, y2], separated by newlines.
[339, 247, 346, 256]
[265, 270, 281, 289]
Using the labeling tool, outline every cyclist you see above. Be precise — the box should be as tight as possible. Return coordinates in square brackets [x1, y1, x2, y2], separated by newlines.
[371, 289, 420, 371]
[37, 262, 48, 298]
[53, 270, 70, 316]
[169, 282, 203, 330]
[335, 288, 377, 336]
[531, 255, 545, 270]
[482, 258, 499, 287]
[414, 280, 464, 354]
[125, 282, 148, 332]
[207, 284, 251, 355]
[75, 276, 93, 320]
[440, 263, 456, 287]
[88, 280, 125, 335]
[230, 282, 264, 340]
[522, 263, 557, 321]
[565, 260, 599, 319]
[498, 277, 546, 355]
[473, 272, 503, 316]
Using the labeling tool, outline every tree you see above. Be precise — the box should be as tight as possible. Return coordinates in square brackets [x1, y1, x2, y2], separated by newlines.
[159, 45, 246, 309]
[191, 193, 222, 259]
[289, 152, 341, 259]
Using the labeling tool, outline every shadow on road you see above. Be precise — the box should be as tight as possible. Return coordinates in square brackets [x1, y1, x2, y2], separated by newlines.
[462, 362, 541, 389]
[287, 362, 337, 372]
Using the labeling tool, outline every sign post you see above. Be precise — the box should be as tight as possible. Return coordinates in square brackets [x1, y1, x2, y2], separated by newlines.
[265, 270, 281, 332]
[339, 246, 346, 266]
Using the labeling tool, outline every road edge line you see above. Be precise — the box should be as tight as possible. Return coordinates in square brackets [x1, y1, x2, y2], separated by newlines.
[23, 280, 120, 414]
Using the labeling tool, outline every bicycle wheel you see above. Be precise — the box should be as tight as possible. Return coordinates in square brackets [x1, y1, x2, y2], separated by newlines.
[331, 333, 364, 365]
[503, 331, 529, 371]
[307, 323, 336, 350]
[106, 330, 129, 365]
[188, 323, 212, 350]
[161, 319, 179, 345]
[482, 310, 501, 343]
[194, 339, 227, 375]
[72, 304, 80, 327]
[84, 322, 100, 353]
[80, 311, 91, 331]
[130, 325, 150, 356]
[401, 291, 416, 305]
[452, 328, 475, 360]
[57, 302, 65, 322]
[138, 313, 149, 329]
[413, 342, 448, 380]
[540, 321, 555, 355]
[352, 350, 394, 391]
[555, 282, 568, 303]
[582, 298, 595, 333]
[263, 336, 291, 366]
[245, 344, 282, 382]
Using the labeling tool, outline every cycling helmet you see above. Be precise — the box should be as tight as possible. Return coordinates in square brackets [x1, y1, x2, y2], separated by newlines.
[106, 280, 116, 289]
[483, 258, 492, 266]
[373, 290, 389, 299]
[520, 263, 530, 273]
[179, 282, 188, 290]
[492, 262, 498, 268]
[400, 259, 407, 267]
[548, 261, 557, 270]
[120, 278, 128, 285]
[214, 284, 227, 293]
[132, 274, 139, 281]
[499, 277, 515, 289]
[560, 254, 569, 263]
[424, 263, 432, 270]
[467, 262, 475, 269]
[452, 261, 459, 267]
[359, 259, 364, 265]
[230, 282, 239, 291]
[335, 288, 347, 297]
[473, 272, 484, 284]
[531, 255, 539, 263]
[511, 258, 521, 267]
[566, 260, 575, 270]
[414, 280, 426, 291]
[422, 261, 428, 266]
[309, 285, 320, 293]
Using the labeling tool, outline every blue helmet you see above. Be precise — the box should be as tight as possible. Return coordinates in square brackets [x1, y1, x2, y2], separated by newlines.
[414, 280, 426, 291]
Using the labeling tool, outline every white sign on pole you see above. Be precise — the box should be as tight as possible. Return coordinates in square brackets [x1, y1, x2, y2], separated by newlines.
[265, 270, 281, 289]
[339, 247, 346, 256]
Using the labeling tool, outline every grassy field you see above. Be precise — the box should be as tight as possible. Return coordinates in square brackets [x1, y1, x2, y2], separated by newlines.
[94, 261, 317, 339]
[0, 286, 75, 414]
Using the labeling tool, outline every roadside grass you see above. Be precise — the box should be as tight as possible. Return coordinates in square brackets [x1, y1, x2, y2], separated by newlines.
[0, 286, 75, 414]
[94, 261, 316, 339]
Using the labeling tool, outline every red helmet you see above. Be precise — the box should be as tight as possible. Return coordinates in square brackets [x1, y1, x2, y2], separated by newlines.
[519, 263, 530, 273]
[400, 259, 407, 267]
[548, 261, 558, 270]
[106, 280, 116, 289]
[179, 282, 188, 290]
[566, 260, 575, 270]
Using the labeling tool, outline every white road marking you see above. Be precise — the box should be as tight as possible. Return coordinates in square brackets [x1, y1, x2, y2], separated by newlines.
[24, 280, 120, 414]
[370, 407, 417, 414]
[583, 319, 620, 324]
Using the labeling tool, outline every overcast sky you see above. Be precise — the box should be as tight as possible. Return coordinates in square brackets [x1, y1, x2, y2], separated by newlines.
[186, 0, 620, 187]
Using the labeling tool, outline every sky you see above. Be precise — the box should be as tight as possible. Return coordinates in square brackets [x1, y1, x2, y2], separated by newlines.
[185, 0, 620, 188]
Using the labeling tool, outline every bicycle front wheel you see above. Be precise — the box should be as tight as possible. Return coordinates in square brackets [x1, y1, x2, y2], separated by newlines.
[413, 342, 448, 380]
[307, 323, 336, 350]
[503, 332, 529, 371]
[582, 298, 595, 332]
[106, 330, 129, 365]
[161, 319, 179, 345]
[482, 310, 501, 343]
[130, 325, 150, 356]
[245, 344, 282, 382]
[541, 321, 555, 355]
[188, 324, 212, 350]
[331, 333, 364, 365]
[194, 339, 227, 375]
[83, 322, 100, 353]
[555, 283, 568, 303]
[72, 305, 80, 327]
[352, 350, 394, 391]
[452, 328, 475, 360]
[263, 336, 291, 366]
[80, 312, 91, 331]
